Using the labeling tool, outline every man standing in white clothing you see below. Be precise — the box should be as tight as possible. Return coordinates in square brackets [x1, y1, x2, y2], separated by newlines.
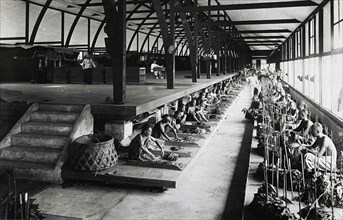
[246, 72, 260, 98]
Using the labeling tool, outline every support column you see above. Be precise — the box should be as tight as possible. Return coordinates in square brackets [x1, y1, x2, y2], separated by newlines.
[216, 39, 220, 76]
[25, 1, 29, 44]
[152, 0, 175, 89]
[206, 0, 211, 79]
[102, 0, 126, 103]
[224, 43, 227, 75]
[179, 0, 197, 83]
[193, 0, 199, 82]
[228, 50, 232, 73]
[166, 0, 176, 89]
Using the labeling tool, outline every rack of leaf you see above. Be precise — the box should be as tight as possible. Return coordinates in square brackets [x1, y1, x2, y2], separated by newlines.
[248, 77, 343, 220]
[0, 170, 44, 220]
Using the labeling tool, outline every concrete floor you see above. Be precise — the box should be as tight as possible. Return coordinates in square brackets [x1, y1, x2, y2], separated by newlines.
[31, 86, 253, 220]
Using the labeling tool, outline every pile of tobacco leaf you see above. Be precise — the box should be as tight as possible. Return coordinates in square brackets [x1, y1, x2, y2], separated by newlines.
[248, 183, 299, 220]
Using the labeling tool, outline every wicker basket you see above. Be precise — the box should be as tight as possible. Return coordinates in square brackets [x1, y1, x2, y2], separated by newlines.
[69, 134, 118, 172]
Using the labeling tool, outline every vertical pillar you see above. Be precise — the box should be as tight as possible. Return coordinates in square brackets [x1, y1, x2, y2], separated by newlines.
[87, 18, 91, 53]
[206, 0, 211, 79]
[318, 8, 323, 105]
[102, 0, 126, 103]
[61, 11, 64, 46]
[224, 43, 227, 75]
[192, 0, 199, 82]
[25, 1, 29, 44]
[216, 39, 220, 76]
[166, 0, 176, 89]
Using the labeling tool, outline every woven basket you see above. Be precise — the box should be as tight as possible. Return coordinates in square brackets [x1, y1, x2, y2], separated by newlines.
[69, 134, 118, 172]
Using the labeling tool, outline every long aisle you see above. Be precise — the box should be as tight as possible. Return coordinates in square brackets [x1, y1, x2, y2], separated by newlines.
[32, 86, 253, 220]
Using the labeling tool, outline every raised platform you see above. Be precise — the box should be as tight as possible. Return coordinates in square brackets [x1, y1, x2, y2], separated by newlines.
[0, 72, 238, 120]
[61, 85, 245, 189]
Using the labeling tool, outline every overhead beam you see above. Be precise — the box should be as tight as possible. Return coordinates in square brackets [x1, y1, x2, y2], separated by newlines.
[78, 0, 169, 7]
[127, 2, 168, 51]
[200, 19, 301, 26]
[65, 0, 92, 47]
[240, 36, 286, 39]
[243, 40, 283, 43]
[238, 29, 292, 33]
[175, 1, 318, 12]
[29, 0, 53, 44]
[247, 43, 280, 46]
[217, 35, 286, 39]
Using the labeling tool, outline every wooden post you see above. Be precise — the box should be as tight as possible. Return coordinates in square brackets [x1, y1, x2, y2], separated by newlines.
[102, 0, 126, 103]
[206, 0, 211, 79]
[224, 43, 228, 75]
[152, 0, 175, 89]
[216, 39, 220, 76]
[193, 0, 199, 82]
[166, 0, 176, 89]
[206, 27, 211, 79]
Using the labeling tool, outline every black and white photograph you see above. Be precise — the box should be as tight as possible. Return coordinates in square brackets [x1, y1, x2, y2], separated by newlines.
[0, 0, 342, 219]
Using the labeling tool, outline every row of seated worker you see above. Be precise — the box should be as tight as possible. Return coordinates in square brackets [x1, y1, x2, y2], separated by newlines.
[128, 75, 242, 162]
[246, 70, 339, 173]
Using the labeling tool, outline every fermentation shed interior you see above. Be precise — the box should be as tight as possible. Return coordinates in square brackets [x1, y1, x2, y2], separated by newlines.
[0, 0, 342, 219]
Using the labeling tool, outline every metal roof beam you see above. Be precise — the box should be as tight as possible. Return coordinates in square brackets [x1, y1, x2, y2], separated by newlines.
[176, 1, 318, 12]
[200, 19, 300, 26]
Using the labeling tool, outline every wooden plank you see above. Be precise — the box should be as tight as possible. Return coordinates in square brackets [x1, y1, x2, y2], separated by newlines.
[179, 124, 212, 133]
[126, 160, 185, 171]
[62, 164, 179, 188]
[166, 132, 206, 140]
[164, 141, 200, 148]
[143, 143, 199, 157]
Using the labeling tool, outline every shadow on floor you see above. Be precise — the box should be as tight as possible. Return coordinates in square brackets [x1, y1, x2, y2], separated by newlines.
[221, 120, 254, 220]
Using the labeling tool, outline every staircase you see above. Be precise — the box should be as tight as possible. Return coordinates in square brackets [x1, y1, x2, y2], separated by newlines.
[0, 103, 93, 183]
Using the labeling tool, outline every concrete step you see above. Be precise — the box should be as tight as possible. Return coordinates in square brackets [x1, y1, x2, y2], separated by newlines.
[0, 146, 61, 164]
[11, 133, 67, 149]
[12, 167, 62, 183]
[0, 159, 55, 170]
[38, 104, 83, 113]
[30, 111, 79, 123]
[22, 121, 73, 136]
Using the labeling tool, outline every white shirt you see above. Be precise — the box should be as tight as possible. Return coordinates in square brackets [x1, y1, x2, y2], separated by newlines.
[247, 75, 259, 87]
[151, 63, 160, 72]
[81, 58, 95, 69]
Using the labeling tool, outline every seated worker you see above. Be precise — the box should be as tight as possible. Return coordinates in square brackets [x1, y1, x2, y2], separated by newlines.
[173, 110, 187, 130]
[128, 124, 164, 161]
[272, 86, 286, 104]
[150, 61, 163, 79]
[195, 100, 209, 122]
[242, 95, 261, 121]
[152, 114, 179, 141]
[286, 108, 314, 157]
[196, 91, 207, 105]
[292, 108, 313, 136]
[185, 98, 203, 123]
[283, 101, 299, 130]
[299, 122, 337, 172]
